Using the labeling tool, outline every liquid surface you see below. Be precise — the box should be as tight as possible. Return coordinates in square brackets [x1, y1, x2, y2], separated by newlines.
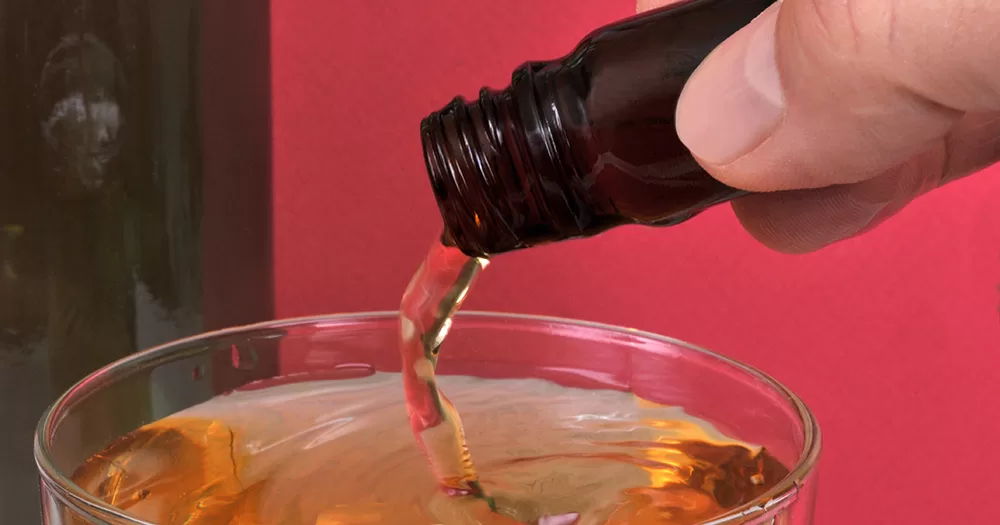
[73, 240, 789, 524]
[72, 374, 789, 524]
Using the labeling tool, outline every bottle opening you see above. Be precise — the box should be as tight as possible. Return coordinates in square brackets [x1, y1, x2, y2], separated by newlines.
[421, 90, 540, 257]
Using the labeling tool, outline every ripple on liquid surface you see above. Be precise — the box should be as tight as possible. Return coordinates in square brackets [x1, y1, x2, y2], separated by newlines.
[72, 374, 789, 525]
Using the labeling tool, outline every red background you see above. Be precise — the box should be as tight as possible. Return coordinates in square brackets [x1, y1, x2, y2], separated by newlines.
[269, 1, 1000, 523]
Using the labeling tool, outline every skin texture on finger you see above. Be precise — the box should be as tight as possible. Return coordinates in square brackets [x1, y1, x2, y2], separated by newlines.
[732, 112, 1000, 252]
[639, 0, 1000, 252]
[682, 0, 1000, 192]
[636, 0, 676, 12]
[731, 151, 940, 253]
[939, 113, 1000, 184]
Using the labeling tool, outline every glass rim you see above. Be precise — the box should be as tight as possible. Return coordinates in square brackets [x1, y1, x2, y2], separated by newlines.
[34, 310, 821, 525]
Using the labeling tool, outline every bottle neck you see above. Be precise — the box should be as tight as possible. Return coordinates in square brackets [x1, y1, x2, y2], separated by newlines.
[421, 66, 595, 257]
[422, 0, 767, 257]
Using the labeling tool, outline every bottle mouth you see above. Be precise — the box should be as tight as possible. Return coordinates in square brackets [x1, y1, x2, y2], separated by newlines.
[420, 93, 531, 257]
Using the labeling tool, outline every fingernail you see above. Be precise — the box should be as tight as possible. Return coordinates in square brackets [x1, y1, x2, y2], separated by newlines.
[676, 3, 784, 165]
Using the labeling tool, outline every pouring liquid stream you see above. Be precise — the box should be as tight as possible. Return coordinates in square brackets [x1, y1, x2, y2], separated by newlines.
[398, 238, 490, 499]
[66, 239, 792, 525]
[399, 238, 584, 525]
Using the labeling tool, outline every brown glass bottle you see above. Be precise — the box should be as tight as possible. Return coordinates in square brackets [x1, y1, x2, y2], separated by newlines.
[421, 0, 773, 257]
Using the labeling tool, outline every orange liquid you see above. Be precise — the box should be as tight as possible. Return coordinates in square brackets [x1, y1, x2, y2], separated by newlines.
[71, 240, 788, 524]
[72, 375, 788, 524]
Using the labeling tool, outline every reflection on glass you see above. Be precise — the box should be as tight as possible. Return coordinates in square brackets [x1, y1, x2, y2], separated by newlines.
[0, 0, 274, 521]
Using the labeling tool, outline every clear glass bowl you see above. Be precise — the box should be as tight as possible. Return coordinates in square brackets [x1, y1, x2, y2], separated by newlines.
[35, 312, 821, 524]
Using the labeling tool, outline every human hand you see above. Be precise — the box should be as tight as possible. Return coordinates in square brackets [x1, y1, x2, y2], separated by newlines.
[639, 0, 1000, 252]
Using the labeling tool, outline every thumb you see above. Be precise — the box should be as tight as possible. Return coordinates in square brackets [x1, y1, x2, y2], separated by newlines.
[671, 0, 1000, 192]
[638, 0, 1000, 252]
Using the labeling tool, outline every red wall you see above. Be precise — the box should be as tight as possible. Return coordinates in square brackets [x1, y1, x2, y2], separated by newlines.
[271, 1, 1000, 523]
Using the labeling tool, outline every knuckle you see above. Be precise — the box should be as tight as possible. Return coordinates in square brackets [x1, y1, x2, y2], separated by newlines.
[797, 0, 897, 57]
